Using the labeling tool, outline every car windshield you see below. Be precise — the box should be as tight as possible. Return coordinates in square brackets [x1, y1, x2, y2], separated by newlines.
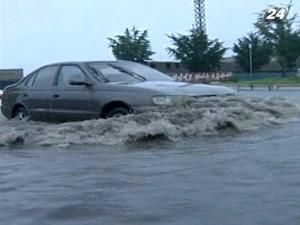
[87, 63, 140, 83]
[87, 61, 174, 83]
[113, 61, 174, 82]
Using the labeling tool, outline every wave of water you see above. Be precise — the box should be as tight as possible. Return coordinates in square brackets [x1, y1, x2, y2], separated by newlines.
[0, 95, 299, 147]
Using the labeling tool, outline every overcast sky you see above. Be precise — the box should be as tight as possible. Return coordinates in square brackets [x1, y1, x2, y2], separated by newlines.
[0, 0, 299, 73]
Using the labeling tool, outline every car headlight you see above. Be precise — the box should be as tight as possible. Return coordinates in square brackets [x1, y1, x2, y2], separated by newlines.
[152, 95, 193, 106]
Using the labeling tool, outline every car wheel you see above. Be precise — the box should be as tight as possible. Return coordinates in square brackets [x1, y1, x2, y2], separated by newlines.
[106, 107, 130, 118]
[13, 107, 29, 121]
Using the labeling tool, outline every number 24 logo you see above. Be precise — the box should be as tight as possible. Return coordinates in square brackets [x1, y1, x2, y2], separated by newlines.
[264, 7, 288, 20]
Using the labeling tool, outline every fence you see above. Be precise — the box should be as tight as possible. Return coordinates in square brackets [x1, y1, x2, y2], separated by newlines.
[169, 72, 297, 83]
[170, 72, 233, 82]
[231, 72, 295, 81]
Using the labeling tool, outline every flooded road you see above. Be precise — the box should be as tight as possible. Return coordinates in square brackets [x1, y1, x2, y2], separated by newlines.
[1, 91, 300, 225]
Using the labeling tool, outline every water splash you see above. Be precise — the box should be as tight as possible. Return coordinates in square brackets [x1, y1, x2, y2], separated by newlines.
[0, 96, 299, 147]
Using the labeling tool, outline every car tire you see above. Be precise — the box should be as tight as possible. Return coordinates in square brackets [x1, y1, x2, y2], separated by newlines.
[13, 107, 30, 121]
[106, 107, 130, 118]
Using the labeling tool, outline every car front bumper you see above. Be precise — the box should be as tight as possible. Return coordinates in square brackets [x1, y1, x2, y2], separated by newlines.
[1, 105, 11, 119]
[132, 105, 161, 114]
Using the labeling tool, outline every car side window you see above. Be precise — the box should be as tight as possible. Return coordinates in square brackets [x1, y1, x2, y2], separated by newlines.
[32, 66, 59, 88]
[58, 66, 86, 87]
[25, 72, 37, 86]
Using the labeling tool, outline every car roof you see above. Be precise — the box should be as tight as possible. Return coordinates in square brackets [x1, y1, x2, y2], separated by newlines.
[43, 60, 134, 67]
[26, 60, 141, 76]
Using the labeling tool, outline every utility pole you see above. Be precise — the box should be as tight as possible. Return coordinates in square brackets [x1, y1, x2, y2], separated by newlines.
[194, 0, 206, 32]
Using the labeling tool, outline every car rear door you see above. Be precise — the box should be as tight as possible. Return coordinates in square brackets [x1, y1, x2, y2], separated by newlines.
[51, 65, 97, 121]
[23, 66, 59, 120]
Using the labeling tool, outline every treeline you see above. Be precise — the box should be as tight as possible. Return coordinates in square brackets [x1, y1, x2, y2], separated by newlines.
[108, 3, 300, 74]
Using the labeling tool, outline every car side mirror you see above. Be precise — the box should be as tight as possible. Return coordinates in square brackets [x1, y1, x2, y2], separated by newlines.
[69, 79, 92, 86]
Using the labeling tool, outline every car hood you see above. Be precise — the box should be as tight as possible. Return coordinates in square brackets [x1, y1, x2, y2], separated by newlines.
[124, 81, 235, 96]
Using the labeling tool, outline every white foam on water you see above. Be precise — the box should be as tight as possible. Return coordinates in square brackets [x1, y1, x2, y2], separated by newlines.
[0, 95, 299, 147]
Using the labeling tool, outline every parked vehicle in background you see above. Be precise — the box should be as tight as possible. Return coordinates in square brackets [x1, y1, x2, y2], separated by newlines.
[297, 68, 300, 78]
[1, 61, 235, 122]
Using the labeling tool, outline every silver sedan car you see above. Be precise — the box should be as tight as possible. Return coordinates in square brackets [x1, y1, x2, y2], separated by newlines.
[1, 61, 234, 122]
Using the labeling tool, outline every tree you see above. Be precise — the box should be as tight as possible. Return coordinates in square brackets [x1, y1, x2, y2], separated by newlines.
[108, 27, 155, 63]
[255, 3, 300, 75]
[233, 33, 273, 72]
[167, 29, 227, 72]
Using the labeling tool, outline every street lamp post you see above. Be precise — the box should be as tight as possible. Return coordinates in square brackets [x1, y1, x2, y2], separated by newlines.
[249, 43, 254, 90]
[249, 43, 253, 76]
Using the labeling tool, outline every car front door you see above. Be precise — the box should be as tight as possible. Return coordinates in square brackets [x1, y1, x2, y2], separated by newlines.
[22, 66, 59, 121]
[51, 65, 97, 121]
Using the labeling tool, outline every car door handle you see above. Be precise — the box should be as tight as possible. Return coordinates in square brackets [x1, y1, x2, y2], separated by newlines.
[23, 93, 28, 97]
[53, 94, 60, 98]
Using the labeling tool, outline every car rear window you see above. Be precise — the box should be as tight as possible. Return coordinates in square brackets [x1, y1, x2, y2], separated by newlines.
[25, 72, 37, 86]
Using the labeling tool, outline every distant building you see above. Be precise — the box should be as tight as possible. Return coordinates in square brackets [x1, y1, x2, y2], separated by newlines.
[220, 57, 283, 73]
[146, 61, 188, 74]
[0, 69, 23, 89]
[147, 57, 285, 74]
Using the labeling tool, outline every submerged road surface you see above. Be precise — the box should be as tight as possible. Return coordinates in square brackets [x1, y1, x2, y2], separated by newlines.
[1, 91, 300, 225]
